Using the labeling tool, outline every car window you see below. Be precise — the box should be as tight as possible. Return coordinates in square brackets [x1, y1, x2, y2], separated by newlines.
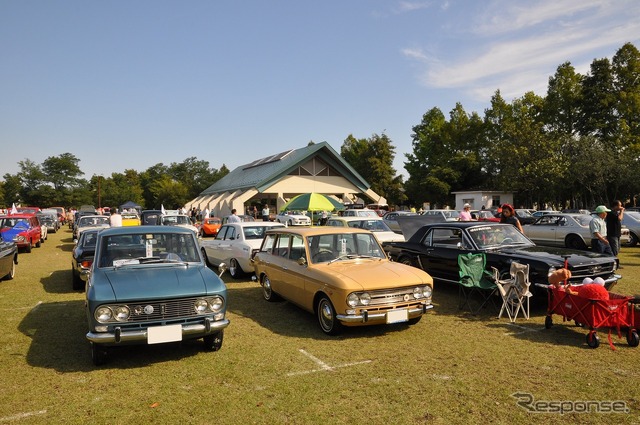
[260, 233, 277, 254]
[288, 235, 305, 260]
[326, 219, 343, 227]
[99, 232, 200, 267]
[307, 233, 385, 263]
[430, 228, 463, 247]
[83, 232, 98, 247]
[225, 226, 237, 240]
[275, 234, 292, 258]
[215, 226, 229, 240]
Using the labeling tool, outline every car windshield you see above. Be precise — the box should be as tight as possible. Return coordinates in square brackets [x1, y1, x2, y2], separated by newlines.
[243, 226, 273, 240]
[442, 210, 460, 219]
[0, 218, 28, 229]
[307, 232, 386, 263]
[467, 225, 533, 249]
[571, 215, 591, 226]
[80, 216, 110, 226]
[163, 215, 191, 225]
[98, 232, 200, 267]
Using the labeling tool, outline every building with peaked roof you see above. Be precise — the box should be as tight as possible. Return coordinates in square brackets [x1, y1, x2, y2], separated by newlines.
[186, 142, 384, 218]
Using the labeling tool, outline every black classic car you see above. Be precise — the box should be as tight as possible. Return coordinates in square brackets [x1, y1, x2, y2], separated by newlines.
[71, 228, 101, 290]
[383, 222, 620, 295]
[0, 239, 18, 280]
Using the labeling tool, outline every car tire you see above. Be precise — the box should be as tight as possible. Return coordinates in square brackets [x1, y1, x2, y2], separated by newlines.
[229, 258, 243, 279]
[399, 256, 416, 267]
[91, 342, 108, 366]
[3, 260, 15, 280]
[35, 238, 41, 248]
[565, 234, 586, 250]
[629, 233, 639, 247]
[203, 330, 224, 352]
[72, 269, 83, 290]
[261, 275, 280, 302]
[317, 295, 343, 335]
[25, 242, 32, 253]
[201, 248, 213, 268]
[408, 315, 422, 325]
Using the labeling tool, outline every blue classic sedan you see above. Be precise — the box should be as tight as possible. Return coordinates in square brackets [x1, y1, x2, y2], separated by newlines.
[85, 226, 229, 365]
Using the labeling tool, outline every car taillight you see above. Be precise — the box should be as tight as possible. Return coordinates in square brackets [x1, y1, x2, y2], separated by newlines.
[81, 260, 93, 268]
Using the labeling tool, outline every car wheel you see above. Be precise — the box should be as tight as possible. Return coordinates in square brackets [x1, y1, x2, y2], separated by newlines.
[25, 242, 32, 253]
[544, 315, 553, 329]
[408, 315, 422, 325]
[288, 220, 293, 226]
[201, 248, 212, 267]
[317, 295, 343, 335]
[261, 275, 279, 302]
[35, 238, 41, 248]
[399, 256, 416, 267]
[586, 332, 600, 349]
[629, 233, 639, 247]
[72, 269, 83, 290]
[627, 329, 640, 347]
[203, 330, 224, 351]
[91, 342, 108, 366]
[3, 261, 15, 281]
[229, 258, 243, 279]
[565, 234, 587, 250]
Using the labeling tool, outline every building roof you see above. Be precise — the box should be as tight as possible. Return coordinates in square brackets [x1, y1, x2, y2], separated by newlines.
[199, 142, 370, 195]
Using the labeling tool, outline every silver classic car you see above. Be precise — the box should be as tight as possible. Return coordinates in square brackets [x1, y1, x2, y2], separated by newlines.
[85, 226, 229, 365]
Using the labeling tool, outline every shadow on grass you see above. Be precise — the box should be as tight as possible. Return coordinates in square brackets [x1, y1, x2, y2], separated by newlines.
[226, 284, 424, 340]
[18, 300, 215, 371]
[41, 269, 77, 294]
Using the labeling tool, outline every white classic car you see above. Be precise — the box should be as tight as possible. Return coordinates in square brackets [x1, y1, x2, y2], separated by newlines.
[275, 211, 311, 226]
[325, 216, 405, 243]
[523, 213, 630, 250]
[200, 222, 285, 278]
[162, 213, 198, 234]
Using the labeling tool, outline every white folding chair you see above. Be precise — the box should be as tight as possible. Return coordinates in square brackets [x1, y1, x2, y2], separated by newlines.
[497, 262, 531, 322]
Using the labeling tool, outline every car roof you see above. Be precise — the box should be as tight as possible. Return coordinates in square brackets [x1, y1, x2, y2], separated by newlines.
[329, 216, 382, 221]
[265, 226, 371, 236]
[223, 222, 284, 228]
[98, 225, 193, 236]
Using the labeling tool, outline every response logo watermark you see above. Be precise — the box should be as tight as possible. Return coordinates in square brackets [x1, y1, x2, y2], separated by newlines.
[511, 392, 630, 414]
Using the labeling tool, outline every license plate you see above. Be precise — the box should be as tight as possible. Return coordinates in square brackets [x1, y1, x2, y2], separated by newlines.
[386, 309, 408, 324]
[147, 324, 182, 344]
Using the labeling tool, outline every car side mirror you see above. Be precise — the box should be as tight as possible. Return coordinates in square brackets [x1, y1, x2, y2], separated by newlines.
[217, 262, 227, 277]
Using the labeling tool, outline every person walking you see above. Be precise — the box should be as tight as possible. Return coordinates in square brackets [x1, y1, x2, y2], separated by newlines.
[459, 203, 473, 221]
[228, 208, 241, 223]
[590, 205, 613, 255]
[606, 200, 625, 258]
[499, 204, 523, 233]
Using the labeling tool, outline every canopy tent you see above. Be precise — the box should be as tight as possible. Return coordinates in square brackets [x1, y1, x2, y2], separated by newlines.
[119, 201, 142, 213]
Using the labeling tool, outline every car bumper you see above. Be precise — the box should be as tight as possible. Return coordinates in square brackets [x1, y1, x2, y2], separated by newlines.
[337, 304, 433, 323]
[86, 317, 230, 344]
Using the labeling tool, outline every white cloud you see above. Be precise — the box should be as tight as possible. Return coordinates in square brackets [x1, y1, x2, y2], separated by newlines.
[402, 0, 640, 103]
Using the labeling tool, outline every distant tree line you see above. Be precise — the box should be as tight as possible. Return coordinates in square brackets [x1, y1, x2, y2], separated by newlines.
[1, 154, 229, 210]
[2, 42, 638, 211]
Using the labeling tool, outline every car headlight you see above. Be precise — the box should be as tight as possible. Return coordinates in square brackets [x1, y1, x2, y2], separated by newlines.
[194, 299, 209, 314]
[209, 296, 224, 312]
[423, 285, 432, 299]
[95, 306, 113, 323]
[360, 292, 371, 306]
[114, 306, 130, 322]
[347, 293, 359, 307]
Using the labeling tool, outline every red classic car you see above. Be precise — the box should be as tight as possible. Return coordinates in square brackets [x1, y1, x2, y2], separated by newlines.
[0, 214, 43, 252]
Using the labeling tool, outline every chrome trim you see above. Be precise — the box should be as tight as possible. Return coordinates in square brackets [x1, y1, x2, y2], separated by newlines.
[86, 318, 230, 343]
[336, 304, 433, 323]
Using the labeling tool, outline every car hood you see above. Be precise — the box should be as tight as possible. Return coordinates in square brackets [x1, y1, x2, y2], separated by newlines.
[318, 260, 432, 291]
[100, 266, 209, 301]
[0, 224, 28, 242]
[494, 245, 614, 266]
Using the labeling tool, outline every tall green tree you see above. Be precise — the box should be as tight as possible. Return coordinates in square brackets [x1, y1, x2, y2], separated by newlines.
[340, 133, 405, 206]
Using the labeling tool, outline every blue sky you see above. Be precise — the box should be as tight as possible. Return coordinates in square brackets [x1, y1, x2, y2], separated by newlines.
[1, 0, 639, 180]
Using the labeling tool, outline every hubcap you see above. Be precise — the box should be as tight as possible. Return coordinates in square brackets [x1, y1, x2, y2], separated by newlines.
[319, 300, 334, 330]
[263, 277, 272, 298]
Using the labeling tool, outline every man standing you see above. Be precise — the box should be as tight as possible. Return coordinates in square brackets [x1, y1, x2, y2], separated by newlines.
[261, 205, 270, 222]
[590, 205, 613, 255]
[606, 200, 625, 258]
[109, 208, 122, 227]
[228, 209, 241, 223]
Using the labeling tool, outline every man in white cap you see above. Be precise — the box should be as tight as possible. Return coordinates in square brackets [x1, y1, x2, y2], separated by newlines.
[459, 203, 472, 221]
[589, 205, 613, 255]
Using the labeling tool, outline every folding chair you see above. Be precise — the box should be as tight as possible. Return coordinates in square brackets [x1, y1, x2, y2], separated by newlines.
[457, 253, 498, 314]
[496, 262, 531, 322]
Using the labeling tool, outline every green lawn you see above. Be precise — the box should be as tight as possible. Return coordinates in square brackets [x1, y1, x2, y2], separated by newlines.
[0, 229, 639, 424]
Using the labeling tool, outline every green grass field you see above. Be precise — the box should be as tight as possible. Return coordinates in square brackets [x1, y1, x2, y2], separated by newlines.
[0, 228, 639, 424]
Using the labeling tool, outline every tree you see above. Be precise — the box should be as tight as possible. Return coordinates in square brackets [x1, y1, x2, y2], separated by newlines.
[341, 133, 406, 206]
[544, 62, 583, 136]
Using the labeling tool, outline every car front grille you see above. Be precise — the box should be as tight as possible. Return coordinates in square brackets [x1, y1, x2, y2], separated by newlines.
[569, 261, 616, 283]
[125, 297, 200, 322]
[366, 287, 427, 307]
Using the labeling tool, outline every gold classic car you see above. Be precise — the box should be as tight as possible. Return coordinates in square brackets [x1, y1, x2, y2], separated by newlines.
[251, 227, 434, 335]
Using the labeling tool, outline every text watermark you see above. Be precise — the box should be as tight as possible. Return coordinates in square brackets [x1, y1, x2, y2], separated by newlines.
[511, 392, 630, 414]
